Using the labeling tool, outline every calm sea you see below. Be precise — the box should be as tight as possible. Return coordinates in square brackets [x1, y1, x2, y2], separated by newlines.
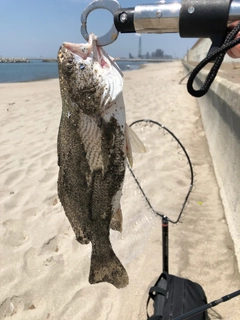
[0, 59, 145, 83]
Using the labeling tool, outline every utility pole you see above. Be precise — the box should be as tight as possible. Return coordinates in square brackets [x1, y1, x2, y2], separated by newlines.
[138, 35, 142, 58]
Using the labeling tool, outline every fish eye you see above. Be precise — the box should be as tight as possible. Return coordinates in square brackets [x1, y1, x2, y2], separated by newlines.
[80, 64, 85, 70]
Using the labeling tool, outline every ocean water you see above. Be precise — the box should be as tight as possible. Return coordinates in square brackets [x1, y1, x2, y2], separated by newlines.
[0, 59, 145, 83]
[0, 60, 58, 83]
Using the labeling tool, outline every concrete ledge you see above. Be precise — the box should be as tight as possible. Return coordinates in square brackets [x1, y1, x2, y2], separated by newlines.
[183, 61, 240, 272]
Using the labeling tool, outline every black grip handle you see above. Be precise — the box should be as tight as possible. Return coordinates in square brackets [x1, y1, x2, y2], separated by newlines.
[179, 0, 231, 38]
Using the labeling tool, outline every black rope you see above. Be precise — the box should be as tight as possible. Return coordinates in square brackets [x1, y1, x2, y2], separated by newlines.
[187, 22, 240, 98]
[128, 119, 194, 224]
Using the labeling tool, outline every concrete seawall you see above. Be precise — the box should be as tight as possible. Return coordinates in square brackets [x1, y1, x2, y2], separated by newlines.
[185, 38, 240, 63]
[182, 47, 240, 271]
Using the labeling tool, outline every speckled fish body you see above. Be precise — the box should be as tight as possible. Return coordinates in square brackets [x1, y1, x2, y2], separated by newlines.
[57, 34, 128, 288]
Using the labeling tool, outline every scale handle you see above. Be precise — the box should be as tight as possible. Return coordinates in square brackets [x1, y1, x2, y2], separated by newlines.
[114, 0, 240, 38]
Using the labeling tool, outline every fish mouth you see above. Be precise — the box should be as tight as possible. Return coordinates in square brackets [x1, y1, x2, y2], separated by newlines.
[61, 34, 111, 69]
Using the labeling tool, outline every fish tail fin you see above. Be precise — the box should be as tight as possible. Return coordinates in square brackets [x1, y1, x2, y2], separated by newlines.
[89, 239, 129, 289]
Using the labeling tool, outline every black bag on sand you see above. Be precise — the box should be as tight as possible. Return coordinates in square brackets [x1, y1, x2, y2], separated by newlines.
[147, 272, 208, 320]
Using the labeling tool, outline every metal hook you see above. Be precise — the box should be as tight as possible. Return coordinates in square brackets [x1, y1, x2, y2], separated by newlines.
[81, 0, 121, 46]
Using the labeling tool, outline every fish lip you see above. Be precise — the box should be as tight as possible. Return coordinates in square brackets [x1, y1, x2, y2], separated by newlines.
[58, 36, 123, 77]
[58, 45, 74, 60]
[61, 35, 111, 69]
[62, 42, 91, 61]
[58, 45, 82, 59]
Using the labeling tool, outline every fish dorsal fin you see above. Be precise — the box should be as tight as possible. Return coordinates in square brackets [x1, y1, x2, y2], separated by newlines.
[125, 124, 146, 167]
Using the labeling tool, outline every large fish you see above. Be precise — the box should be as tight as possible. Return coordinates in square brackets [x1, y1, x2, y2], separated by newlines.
[57, 34, 141, 288]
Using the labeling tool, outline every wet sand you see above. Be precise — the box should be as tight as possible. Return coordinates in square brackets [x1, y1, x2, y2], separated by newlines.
[0, 61, 239, 319]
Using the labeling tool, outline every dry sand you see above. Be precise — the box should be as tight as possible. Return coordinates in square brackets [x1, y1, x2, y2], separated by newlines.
[0, 61, 240, 319]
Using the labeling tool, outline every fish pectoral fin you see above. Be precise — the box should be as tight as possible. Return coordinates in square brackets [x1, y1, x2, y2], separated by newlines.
[110, 207, 123, 232]
[127, 124, 146, 153]
[89, 239, 129, 289]
[125, 124, 146, 167]
[125, 125, 133, 167]
[78, 112, 104, 174]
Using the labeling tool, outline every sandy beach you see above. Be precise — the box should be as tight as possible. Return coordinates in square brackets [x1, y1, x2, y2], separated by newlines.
[1, 61, 240, 319]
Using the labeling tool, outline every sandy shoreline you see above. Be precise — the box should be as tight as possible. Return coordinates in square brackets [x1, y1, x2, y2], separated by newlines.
[1, 62, 240, 319]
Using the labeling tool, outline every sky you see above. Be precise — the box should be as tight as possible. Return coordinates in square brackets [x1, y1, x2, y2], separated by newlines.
[0, 0, 198, 59]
